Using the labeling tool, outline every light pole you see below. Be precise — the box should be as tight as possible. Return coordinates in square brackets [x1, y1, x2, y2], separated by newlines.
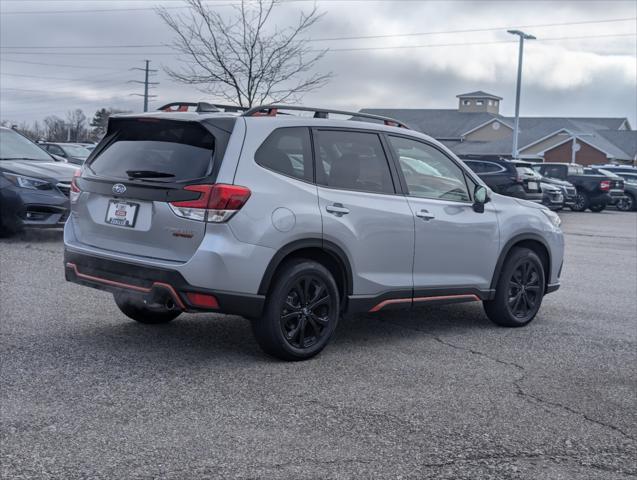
[508, 29, 536, 159]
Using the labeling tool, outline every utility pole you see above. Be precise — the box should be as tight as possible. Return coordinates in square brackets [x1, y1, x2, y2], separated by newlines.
[129, 60, 158, 112]
[508, 30, 536, 159]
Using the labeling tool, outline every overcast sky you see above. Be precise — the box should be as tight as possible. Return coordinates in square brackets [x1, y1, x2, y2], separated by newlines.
[1, 0, 636, 127]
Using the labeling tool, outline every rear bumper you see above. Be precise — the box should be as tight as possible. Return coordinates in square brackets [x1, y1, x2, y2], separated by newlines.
[64, 249, 265, 318]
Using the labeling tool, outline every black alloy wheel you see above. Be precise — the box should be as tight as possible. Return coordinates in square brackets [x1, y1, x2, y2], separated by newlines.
[484, 247, 545, 327]
[280, 275, 332, 350]
[507, 260, 541, 319]
[252, 259, 340, 361]
[571, 191, 588, 212]
[616, 194, 634, 212]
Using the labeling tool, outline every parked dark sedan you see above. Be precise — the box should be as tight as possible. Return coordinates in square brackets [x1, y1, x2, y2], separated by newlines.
[462, 158, 542, 202]
[0, 127, 79, 235]
[39, 142, 91, 165]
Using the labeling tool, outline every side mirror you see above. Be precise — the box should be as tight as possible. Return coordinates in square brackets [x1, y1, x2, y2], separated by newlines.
[473, 185, 488, 213]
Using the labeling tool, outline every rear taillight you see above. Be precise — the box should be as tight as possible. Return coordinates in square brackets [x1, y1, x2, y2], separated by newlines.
[70, 169, 81, 204]
[169, 184, 251, 223]
[599, 180, 610, 191]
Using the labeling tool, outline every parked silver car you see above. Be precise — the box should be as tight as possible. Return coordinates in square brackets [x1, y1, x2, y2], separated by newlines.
[64, 103, 564, 360]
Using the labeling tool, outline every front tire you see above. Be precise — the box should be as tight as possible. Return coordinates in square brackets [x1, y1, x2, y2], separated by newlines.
[484, 247, 546, 328]
[113, 292, 181, 324]
[570, 191, 589, 212]
[252, 259, 340, 361]
[616, 194, 635, 212]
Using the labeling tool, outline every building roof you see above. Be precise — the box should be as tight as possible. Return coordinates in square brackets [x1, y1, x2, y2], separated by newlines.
[456, 91, 503, 100]
[596, 130, 637, 159]
[359, 108, 505, 139]
[359, 107, 633, 160]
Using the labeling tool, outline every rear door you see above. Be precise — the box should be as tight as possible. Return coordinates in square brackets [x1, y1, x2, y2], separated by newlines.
[74, 117, 231, 262]
[387, 135, 499, 291]
[313, 128, 414, 295]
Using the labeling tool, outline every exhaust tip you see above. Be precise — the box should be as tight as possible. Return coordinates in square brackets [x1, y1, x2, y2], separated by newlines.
[165, 298, 175, 310]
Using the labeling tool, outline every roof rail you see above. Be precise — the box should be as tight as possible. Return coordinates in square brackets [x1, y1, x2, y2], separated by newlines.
[158, 102, 252, 114]
[158, 102, 219, 113]
[242, 105, 411, 129]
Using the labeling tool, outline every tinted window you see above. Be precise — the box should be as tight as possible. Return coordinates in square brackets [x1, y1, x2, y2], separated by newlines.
[47, 145, 65, 156]
[482, 161, 504, 173]
[88, 119, 215, 182]
[0, 129, 52, 161]
[315, 130, 394, 194]
[464, 160, 484, 173]
[255, 127, 312, 182]
[543, 165, 565, 179]
[389, 136, 470, 202]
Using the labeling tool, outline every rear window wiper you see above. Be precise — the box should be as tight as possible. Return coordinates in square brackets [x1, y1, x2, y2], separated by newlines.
[126, 170, 176, 179]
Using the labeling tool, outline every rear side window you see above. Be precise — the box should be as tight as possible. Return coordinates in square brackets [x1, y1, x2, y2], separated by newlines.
[315, 130, 395, 194]
[89, 119, 215, 181]
[255, 127, 312, 182]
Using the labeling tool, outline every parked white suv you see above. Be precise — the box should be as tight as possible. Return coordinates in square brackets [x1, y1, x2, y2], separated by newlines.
[64, 103, 564, 360]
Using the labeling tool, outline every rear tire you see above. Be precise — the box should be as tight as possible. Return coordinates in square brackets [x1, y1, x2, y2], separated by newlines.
[484, 247, 545, 328]
[589, 203, 605, 212]
[252, 259, 340, 361]
[113, 292, 181, 324]
[570, 191, 589, 212]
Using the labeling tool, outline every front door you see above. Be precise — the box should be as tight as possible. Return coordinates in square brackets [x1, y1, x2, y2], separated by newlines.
[386, 135, 500, 297]
[313, 128, 415, 296]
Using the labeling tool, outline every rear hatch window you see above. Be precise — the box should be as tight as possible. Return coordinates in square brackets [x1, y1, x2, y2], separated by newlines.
[88, 119, 215, 182]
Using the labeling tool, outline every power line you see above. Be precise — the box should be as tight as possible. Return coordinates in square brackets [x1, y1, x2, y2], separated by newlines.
[0, 59, 126, 70]
[0, 72, 130, 83]
[1, 17, 635, 48]
[2, 2, 240, 15]
[1, 33, 635, 56]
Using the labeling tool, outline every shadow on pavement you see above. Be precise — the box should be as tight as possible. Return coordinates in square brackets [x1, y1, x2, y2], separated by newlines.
[56, 302, 494, 365]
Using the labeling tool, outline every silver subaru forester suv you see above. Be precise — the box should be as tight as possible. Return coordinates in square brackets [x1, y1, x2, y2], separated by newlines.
[64, 103, 564, 360]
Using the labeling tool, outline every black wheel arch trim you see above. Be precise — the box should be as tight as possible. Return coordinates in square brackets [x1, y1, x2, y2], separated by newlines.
[257, 238, 354, 298]
[490, 233, 553, 292]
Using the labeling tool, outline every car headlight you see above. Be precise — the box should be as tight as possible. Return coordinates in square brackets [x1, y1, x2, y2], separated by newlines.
[3, 173, 52, 190]
[541, 208, 561, 228]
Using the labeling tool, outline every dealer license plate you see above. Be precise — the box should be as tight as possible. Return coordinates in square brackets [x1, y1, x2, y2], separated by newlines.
[527, 181, 538, 191]
[105, 200, 139, 228]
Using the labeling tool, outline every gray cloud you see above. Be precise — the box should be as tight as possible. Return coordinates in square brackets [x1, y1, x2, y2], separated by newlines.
[1, 0, 635, 125]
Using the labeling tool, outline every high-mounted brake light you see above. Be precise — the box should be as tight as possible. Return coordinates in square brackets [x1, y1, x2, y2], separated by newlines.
[70, 169, 81, 203]
[599, 180, 611, 191]
[169, 184, 251, 223]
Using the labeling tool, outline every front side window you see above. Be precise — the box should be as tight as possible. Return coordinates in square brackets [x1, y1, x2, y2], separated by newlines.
[389, 136, 470, 202]
[315, 130, 394, 194]
[255, 127, 312, 182]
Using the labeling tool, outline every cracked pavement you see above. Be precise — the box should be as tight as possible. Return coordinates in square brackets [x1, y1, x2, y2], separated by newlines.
[1, 211, 636, 479]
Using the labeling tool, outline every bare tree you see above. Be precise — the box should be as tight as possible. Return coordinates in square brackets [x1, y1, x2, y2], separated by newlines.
[66, 109, 87, 142]
[157, 0, 332, 107]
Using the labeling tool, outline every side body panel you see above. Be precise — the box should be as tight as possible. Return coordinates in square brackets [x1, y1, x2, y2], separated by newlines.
[317, 187, 415, 295]
[407, 197, 500, 290]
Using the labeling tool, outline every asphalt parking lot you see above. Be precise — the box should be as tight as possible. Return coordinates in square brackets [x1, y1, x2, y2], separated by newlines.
[1, 211, 635, 479]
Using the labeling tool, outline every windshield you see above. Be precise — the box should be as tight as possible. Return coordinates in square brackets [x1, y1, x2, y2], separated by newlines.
[0, 129, 53, 161]
[62, 144, 91, 158]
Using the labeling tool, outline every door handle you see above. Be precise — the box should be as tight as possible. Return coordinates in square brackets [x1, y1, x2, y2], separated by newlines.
[415, 209, 435, 221]
[326, 203, 350, 216]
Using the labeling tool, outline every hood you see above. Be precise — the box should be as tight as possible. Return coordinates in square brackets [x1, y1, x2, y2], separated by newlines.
[540, 176, 574, 188]
[540, 182, 561, 192]
[0, 160, 79, 183]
